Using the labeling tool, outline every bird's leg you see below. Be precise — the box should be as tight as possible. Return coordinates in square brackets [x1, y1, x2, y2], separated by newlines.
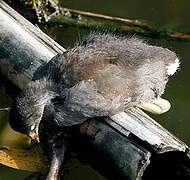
[39, 121, 68, 180]
[46, 143, 66, 180]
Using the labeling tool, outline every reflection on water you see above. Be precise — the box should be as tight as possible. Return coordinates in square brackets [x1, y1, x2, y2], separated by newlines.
[0, 0, 190, 179]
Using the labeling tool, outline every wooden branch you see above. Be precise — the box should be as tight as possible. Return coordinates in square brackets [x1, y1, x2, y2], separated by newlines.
[5, 0, 190, 41]
[48, 7, 190, 41]
[0, 1, 190, 179]
[60, 7, 148, 28]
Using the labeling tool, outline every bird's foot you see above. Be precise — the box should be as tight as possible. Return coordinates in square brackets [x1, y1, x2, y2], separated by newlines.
[137, 97, 171, 114]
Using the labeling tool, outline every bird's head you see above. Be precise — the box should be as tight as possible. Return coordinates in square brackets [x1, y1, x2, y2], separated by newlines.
[9, 99, 42, 142]
[9, 80, 57, 143]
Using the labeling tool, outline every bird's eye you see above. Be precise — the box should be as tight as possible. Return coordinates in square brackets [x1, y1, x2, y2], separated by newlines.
[30, 124, 36, 131]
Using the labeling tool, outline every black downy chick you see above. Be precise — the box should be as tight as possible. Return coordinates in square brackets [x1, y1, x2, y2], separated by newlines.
[9, 33, 180, 180]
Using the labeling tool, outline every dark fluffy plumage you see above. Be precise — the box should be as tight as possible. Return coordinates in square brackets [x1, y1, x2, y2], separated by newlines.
[9, 32, 179, 136]
[9, 32, 180, 180]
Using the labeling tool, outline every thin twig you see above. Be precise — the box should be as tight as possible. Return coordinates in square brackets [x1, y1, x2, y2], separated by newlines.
[61, 7, 148, 28]
[47, 7, 190, 41]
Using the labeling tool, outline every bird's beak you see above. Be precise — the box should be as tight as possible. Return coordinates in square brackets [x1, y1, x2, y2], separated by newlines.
[0, 107, 10, 111]
[28, 130, 40, 143]
[136, 97, 171, 114]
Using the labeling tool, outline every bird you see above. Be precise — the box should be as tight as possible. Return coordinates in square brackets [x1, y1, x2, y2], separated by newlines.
[9, 32, 180, 179]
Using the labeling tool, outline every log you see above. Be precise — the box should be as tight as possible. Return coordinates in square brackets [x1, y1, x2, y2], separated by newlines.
[0, 0, 64, 89]
[0, 1, 190, 179]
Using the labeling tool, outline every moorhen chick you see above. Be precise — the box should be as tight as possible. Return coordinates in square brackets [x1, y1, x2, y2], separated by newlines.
[9, 33, 180, 179]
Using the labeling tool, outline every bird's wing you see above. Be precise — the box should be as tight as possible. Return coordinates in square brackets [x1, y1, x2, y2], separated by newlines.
[65, 79, 119, 116]
[46, 80, 123, 127]
[32, 54, 64, 82]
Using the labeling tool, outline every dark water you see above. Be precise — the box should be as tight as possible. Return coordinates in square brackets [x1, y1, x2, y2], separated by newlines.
[0, 0, 190, 179]
[62, 0, 190, 32]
